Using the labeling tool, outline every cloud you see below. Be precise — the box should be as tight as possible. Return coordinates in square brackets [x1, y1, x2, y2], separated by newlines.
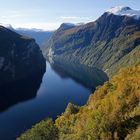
[59, 16, 91, 20]
[13, 22, 61, 31]
[60, 16, 80, 19]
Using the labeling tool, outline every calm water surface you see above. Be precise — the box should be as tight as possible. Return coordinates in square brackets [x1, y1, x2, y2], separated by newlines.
[0, 61, 108, 140]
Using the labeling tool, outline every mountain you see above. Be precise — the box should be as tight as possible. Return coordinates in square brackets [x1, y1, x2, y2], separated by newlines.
[57, 23, 76, 31]
[16, 28, 54, 46]
[43, 6, 140, 77]
[0, 25, 46, 85]
[0, 24, 53, 47]
[106, 6, 140, 19]
[0, 23, 15, 31]
[17, 64, 140, 140]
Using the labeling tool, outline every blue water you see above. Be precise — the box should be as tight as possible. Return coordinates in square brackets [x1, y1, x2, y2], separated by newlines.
[0, 62, 92, 140]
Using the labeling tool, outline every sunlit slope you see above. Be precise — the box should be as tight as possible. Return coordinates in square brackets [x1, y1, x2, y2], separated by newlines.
[18, 64, 140, 140]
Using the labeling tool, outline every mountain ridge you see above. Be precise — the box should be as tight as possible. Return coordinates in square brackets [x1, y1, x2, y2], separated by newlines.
[43, 6, 140, 77]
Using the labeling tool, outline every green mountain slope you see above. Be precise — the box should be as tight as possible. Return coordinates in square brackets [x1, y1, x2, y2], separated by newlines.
[17, 64, 140, 140]
[43, 11, 140, 77]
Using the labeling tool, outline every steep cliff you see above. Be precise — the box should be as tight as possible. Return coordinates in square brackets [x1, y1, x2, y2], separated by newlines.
[0, 26, 46, 85]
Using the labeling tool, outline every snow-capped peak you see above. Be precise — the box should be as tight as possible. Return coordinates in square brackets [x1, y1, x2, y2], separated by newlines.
[106, 6, 140, 19]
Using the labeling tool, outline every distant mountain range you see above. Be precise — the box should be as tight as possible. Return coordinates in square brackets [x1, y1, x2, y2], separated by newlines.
[43, 6, 140, 77]
[16, 28, 53, 46]
[0, 23, 54, 47]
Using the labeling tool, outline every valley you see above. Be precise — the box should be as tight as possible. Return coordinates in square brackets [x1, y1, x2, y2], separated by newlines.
[0, 2, 139, 140]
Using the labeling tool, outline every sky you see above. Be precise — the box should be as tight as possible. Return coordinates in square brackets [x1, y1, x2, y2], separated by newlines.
[0, 0, 140, 30]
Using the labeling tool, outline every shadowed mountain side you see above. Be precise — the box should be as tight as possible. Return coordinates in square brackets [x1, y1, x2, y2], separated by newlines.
[0, 69, 45, 112]
[0, 25, 46, 85]
[0, 25, 46, 111]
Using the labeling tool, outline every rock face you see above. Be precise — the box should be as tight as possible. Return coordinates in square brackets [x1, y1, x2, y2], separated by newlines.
[43, 6, 140, 77]
[0, 26, 46, 85]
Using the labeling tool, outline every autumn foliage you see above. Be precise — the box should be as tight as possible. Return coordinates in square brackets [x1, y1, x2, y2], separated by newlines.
[18, 65, 140, 140]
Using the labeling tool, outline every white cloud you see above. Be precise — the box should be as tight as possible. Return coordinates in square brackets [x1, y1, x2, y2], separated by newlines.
[59, 16, 91, 20]
[13, 22, 61, 31]
[60, 16, 79, 19]
[0, 10, 93, 31]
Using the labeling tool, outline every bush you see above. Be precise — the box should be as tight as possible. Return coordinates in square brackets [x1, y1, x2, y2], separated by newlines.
[17, 119, 58, 140]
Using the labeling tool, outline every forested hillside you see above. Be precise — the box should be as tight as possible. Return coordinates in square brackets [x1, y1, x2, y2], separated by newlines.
[17, 64, 140, 140]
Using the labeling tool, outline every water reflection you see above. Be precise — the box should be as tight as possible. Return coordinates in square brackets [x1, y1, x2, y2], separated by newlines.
[0, 60, 108, 140]
[0, 70, 45, 112]
[50, 61, 108, 91]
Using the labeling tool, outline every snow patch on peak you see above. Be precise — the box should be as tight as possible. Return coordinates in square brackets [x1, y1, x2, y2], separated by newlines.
[106, 6, 140, 19]
[106, 6, 131, 13]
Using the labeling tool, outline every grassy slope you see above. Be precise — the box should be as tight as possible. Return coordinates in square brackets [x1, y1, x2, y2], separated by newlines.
[107, 45, 140, 77]
[17, 64, 140, 140]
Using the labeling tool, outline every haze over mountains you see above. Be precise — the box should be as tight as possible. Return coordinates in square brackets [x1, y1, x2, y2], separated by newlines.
[0, 23, 54, 46]
[16, 28, 53, 46]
